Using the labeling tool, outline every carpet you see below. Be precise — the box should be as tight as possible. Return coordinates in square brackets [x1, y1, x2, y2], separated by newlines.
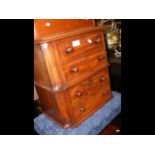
[34, 91, 121, 135]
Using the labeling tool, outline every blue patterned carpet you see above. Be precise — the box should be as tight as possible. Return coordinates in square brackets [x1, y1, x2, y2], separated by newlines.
[34, 91, 121, 135]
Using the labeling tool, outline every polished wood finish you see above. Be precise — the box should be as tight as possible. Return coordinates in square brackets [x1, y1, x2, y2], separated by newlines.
[34, 46, 51, 87]
[34, 19, 112, 128]
[87, 49, 107, 70]
[34, 26, 104, 44]
[83, 31, 104, 51]
[34, 19, 95, 40]
[63, 57, 89, 82]
[57, 35, 84, 63]
[65, 69, 112, 126]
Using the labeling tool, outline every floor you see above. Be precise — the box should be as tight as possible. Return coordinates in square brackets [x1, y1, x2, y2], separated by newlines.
[99, 114, 121, 135]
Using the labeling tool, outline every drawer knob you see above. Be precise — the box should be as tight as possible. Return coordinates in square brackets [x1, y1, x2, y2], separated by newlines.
[103, 90, 107, 96]
[75, 91, 83, 97]
[94, 38, 101, 44]
[66, 47, 73, 53]
[71, 67, 79, 72]
[45, 22, 51, 27]
[89, 79, 93, 85]
[98, 56, 105, 61]
[80, 107, 86, 112]
[87, 39, 93, 44]
[100, 77, 105, 82]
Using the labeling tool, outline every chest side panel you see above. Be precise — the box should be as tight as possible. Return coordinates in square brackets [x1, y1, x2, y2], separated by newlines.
[34, 45, 51, 87]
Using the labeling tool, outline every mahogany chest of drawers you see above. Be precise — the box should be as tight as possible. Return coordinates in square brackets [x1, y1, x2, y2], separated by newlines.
[34, 19, 112, 128]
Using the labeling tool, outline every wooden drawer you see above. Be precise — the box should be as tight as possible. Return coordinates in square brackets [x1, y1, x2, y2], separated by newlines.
[63, 57, 89, 82]
[83, 31, 104, 52]
[34, 19, 95, 40]
[87, 49, 107, 71]
[66, 69, 112, 120]
[57, 35, 84, 63]
[90, 68, 110, 86]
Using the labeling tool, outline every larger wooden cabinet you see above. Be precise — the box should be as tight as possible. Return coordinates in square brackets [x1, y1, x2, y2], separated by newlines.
[34, 19, 112, 128]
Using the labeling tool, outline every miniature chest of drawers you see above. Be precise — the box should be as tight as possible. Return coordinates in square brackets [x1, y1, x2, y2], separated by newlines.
[34, 19, 112, 128]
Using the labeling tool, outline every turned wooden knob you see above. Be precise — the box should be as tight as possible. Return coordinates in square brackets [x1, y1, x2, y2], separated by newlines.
[80, 107, 86, 112]
[71, 67, 79, 72]
[94, 37, 101, 44]
[45, 22, 51, 27]
[98, 56, 105, 61]
[76, 91, 83, 97]
[89, 79, 93, 85]
[103, 90, 107, 96]
[66, 47, 73, 53]
[100, 77, 105, 82]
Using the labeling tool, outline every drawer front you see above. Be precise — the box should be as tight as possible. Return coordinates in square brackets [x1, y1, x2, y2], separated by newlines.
[90, 68, 110, 86]
[66, 69, 112, 120]
[87, 49, 107, 71]
[57, 36, 84, 63]
[63, 57, 89, 82]
[83, 31, 104, 52]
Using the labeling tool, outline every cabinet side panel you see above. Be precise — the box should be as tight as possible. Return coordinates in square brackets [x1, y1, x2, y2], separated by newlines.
[34, 45, 51, 87]
[54, 92, 72, 128]
[35, 85, 64, 125]
[41, 42, 63, 89]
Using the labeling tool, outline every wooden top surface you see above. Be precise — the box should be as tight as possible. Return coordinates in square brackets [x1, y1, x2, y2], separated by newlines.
[34, 26, 105, 45]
